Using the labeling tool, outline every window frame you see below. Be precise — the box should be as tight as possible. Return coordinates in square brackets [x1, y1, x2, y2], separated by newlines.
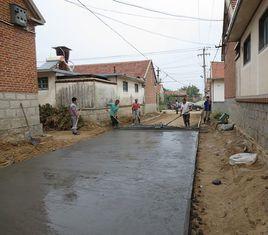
[134, 83, 139, 93]
[243, 34, 251, 65]
[38, 77, 49, 90]
[123, 81, 128, 92]
[259, 8, 268, 52]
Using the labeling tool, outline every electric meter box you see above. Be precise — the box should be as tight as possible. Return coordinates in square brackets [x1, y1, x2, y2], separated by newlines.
[10, 4, 27, 27]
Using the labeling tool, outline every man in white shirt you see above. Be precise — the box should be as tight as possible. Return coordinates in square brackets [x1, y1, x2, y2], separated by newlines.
[69, 97, 79, 135]
[180, 97, 191, 127]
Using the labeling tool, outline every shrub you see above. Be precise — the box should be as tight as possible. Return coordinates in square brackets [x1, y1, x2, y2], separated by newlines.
[39, 104, 84, 131]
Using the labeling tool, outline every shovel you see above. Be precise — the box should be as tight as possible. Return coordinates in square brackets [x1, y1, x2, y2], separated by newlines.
[20, 103, 38, 145]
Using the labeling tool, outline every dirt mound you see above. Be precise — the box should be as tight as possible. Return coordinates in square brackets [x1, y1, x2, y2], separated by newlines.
[191, 125, 268, 235]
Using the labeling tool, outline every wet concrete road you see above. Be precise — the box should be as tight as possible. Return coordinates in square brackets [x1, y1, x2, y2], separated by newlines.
[0, 130, 198, 235]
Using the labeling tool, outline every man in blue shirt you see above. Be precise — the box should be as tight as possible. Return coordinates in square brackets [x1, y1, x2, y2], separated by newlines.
[203, 96, 212, 123]
[107, 99, 120, 127]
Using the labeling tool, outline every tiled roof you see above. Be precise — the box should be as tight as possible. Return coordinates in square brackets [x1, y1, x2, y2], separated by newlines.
[211, 62, 224, 79]
[74, 60, 151, 78]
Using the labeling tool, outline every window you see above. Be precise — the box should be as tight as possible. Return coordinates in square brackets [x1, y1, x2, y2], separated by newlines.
[259, 9, 268, 51]
[243, 35, 251, 65]
[123, 81, 128, 92]
[38, 77, 48, 90]
[135, 84, 139, 93]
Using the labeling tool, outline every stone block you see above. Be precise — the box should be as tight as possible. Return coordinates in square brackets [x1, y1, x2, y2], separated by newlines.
[20, 100, 31, 108]
[0, 119, 11, 130]
[0, 93, 4, 99]
[30, 99, 39, 107]
[0, 100, 10, 109]
[6, 109, 17, 118]
[16, 93, 26, 100]
[4, 93, 16, 100]
[0, 110, 5, 118]
[26, 93, 38, 100]
[9, 100, 21, 109]
[10, 118, 26, 129]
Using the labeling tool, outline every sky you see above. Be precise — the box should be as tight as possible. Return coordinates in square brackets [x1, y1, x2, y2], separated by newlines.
[34, 0, 224, 93]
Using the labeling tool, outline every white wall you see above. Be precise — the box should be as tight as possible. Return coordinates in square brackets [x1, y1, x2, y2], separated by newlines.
[212, 79, 225, 102]
[236, 0, 268, 97]
[38, 72, 56, 106]
[116, 78, 145, 106]
[95, 82, 117, 108]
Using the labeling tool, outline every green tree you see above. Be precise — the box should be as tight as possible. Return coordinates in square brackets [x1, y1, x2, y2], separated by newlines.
[179, 85, 201, 102]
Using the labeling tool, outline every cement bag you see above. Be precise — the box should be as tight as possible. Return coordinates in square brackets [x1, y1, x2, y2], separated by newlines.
[229, 153, 257, 166]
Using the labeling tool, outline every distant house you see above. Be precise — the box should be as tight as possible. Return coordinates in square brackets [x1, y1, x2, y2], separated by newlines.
[0, 0, 45, 139]
[74, 60, 159, 113]
[37, 49, 149, 122]
[222, 0, 268, 150]
[210, 62, 225, 111]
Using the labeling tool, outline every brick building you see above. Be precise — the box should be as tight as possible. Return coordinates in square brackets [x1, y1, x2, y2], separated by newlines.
[222, 0, 268, 150]
[74, 60, 159, 113]
[0, 0, 45, 139]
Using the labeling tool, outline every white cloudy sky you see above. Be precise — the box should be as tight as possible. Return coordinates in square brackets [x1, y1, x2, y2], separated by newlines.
[34, 0, 224, 92]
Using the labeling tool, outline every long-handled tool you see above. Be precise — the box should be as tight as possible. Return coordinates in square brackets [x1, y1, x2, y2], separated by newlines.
[20, 103, 38, 145]
[165, 114, 182, 126]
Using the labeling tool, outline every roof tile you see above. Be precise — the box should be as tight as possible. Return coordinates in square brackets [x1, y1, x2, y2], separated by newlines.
[74, 60, 151, 78]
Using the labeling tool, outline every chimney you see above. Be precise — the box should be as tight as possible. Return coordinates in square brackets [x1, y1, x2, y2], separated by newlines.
[53, 46, 71, 63]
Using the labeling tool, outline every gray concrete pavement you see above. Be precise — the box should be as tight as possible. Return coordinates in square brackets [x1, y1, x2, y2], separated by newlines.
[0, 130, 198, 235]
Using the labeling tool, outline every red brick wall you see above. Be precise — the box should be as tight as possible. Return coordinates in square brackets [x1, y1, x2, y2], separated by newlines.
[0, 0, 38, 93]
[224, 42, 236, 99]
[144, 62, 157, 104]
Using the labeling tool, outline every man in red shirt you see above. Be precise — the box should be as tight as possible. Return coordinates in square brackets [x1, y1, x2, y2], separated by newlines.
[132, 99, 141, 124]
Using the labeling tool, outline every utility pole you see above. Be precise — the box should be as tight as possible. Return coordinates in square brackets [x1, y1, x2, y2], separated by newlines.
[156, 67, 161, 82]
[198, 47, 210, 95]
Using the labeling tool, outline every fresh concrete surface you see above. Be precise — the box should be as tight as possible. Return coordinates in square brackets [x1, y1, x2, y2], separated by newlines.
[0, 130, 198, 235]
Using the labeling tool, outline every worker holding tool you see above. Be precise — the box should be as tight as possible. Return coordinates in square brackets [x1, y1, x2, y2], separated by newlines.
[180, 97, 191, 127]
[203, 96, 212, 124]
[107, 99, 120, 128]
[132, 99, 141, 124]
[69, 97, 79, 135]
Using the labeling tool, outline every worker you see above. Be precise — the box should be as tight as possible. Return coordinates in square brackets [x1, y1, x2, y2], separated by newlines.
[175, 99, 179, 114]
[107, 99, 120, 128]
[203, 96, 212, 123]
[69, 97, 79, 135]
[132, 99, 141, 124]
[180, 97, 191, 127]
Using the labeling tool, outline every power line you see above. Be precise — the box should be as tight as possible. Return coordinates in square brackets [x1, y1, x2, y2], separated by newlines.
[112, 0, 223, 22]
[63, 0, 214, 46]
[63, 0, 196, 21]
[70, 0, 190, 87]
[76, 0, 148, 58]
[37, 47, 201, 63]
[207, 0, 215, 42]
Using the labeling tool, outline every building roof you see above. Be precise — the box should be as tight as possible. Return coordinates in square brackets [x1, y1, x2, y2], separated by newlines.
[37, 60, 79, 76]
[211, 62, 224, 79]
[74, 60, 152, 79]
[24, 0, 45, 25]
[226, 0, 262, 41]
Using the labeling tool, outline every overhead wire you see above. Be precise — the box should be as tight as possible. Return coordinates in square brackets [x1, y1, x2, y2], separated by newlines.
[112, 0, 223, 22]
[63, 0, 197, 21]
[65, 0, 207, 87]
[63, 0, 214, 46]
